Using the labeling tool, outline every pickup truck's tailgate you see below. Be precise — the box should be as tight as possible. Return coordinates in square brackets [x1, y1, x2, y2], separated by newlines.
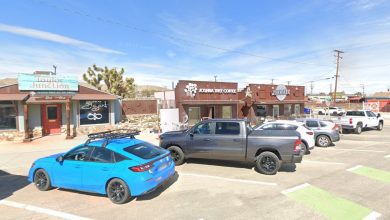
[248, 130, 301, 163]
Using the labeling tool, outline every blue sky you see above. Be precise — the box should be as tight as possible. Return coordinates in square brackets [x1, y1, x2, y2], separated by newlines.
[0, 0, 389, 94]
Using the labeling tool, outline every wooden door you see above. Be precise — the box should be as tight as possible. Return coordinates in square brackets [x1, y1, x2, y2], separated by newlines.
[42, 104, 62, 135]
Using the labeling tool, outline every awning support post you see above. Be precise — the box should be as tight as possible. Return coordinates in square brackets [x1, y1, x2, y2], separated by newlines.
[65, 100, 73, 139]
[23, 103, 31, 142]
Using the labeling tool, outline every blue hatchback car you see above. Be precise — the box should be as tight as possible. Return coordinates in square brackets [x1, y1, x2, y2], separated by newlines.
[28, 130, 175, 204]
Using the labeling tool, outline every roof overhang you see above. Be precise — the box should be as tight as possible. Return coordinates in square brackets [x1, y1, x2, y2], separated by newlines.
[0, 94, 29, 101]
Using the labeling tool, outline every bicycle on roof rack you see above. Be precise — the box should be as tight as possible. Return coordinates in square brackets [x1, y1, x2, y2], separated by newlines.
[85, 129, 141, 148]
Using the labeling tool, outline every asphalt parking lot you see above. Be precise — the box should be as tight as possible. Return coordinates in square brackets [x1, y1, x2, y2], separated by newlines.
[0, 126, 389, 220]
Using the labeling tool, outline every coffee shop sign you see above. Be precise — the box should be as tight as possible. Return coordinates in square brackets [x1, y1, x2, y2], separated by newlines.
[272, 85, 290, 101]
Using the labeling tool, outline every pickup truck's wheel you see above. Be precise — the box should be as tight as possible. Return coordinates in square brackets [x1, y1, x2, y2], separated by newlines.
[355, 124, 363, 134]
[377, 122, 383, 131]
[255, 152, 281, 175]
[168, 146, 185, 165]
[316, 135, 331, 147]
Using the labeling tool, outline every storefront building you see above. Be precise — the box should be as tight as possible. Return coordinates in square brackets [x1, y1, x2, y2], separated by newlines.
[175, 80, 239, 125]
[239, 84, 306, 122]
[0, 73, 121, 141]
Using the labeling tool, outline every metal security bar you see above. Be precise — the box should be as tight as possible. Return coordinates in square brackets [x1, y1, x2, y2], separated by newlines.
[85, 129, 140, 148]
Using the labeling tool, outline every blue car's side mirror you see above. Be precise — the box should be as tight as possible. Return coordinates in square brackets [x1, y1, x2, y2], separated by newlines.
[56, 155, 64, 163]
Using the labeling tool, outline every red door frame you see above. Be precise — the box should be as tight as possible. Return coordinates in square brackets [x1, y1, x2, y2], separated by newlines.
[42, 104, 62, 135]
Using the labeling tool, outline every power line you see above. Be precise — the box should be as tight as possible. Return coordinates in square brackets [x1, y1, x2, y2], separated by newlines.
[33, 0, 335, 68]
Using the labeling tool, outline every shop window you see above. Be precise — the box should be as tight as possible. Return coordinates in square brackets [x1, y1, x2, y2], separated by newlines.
[284, 104, 292, 116]
[0, 101, 17, 130]
[222, 106, 232, 118]
[255, 105, 266, 117]
[79, 100, 109, 125]
[295, 104, 301, 116]
[273, 105, 279, 118]
[188, 107, 200, 125]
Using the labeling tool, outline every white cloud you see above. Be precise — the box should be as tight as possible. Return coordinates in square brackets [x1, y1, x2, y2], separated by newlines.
[0, 23, 124, 55]
[160, 15, 260, 59]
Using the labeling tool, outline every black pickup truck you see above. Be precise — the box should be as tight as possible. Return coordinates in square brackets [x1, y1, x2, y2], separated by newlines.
[159, 119, 304, 175]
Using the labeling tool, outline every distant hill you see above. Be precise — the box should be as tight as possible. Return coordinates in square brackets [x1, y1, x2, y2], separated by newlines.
[135, 85, 168, 92]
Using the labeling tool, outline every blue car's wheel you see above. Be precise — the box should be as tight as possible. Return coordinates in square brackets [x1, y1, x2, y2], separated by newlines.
[106, 178, 131, 204]
[33, 169, 52, 191]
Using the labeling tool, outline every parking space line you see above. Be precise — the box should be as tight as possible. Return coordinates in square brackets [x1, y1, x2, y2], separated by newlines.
[304, 160, 345, 165]
[179, 172, 277, 186]
[347, 165, 390, 183]
[281, 183, 381, 220]
[0, 200, 93, 220]
[331, 148, 385, 153]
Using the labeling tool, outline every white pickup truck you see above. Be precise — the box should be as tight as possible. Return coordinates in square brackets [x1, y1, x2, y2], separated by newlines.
[339, 110, 384, 134]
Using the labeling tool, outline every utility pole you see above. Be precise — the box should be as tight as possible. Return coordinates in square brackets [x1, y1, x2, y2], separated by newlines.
[52, 65, 57, 75]
[214, 75, 217, 82]
[310, 81, 314, 95]
[360, 84, 365, 97]
[330, 83, 332, 94]
[287, 81, 291, 86]
[333, 50, 344, 105]
[271, 78, 276, 85]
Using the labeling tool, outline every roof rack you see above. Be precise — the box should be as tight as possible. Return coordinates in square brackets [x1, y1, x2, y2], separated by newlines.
[84, 129, 140, 148]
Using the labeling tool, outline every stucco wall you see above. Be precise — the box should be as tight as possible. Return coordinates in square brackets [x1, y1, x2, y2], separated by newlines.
[28, 104, 41, 129]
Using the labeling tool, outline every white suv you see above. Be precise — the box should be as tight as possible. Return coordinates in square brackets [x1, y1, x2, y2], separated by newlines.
[256, 120, 315, 154]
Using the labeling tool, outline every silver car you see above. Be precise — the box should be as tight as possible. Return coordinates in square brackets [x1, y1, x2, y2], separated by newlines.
[296, 118, 341, 147]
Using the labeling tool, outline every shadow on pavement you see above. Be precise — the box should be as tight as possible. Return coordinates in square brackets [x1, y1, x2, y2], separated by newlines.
[0, 170, 30, 200]
[279, 163, 297, 172]
[186, 158, 254, 169]
[136, 172, 179, 201]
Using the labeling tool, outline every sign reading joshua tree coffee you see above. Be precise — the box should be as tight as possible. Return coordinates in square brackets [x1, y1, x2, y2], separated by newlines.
[79, 100, 109, 125]
[18, 73, 78, 91]
[272, 84, 290, 101]
[184, 82, 236, 97]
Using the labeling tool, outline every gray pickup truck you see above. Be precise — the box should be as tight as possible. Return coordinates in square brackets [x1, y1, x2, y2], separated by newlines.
[159, 119, 304, 175]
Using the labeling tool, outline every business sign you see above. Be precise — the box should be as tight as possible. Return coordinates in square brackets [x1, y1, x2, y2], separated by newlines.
[184, 83, 236, 97]
[272, 84, 290, 101]
[18, 73, 78, 91]
[79, 100, 109, 125]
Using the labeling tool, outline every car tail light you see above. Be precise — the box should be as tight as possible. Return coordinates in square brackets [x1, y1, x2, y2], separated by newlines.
[332, 124, 339, 130]
[294, 139, 302, 152]
[349, 118, 353, 125]
[130, 163, 153, 172]
[306, 131, 314, 135]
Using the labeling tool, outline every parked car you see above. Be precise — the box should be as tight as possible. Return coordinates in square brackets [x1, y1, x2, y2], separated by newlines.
[313, 107, 345, 116]
[338, 110, 384, 134]
[255, 120, 315, 154]
[159, 119, 304, 175]
[28, 130, 175, 204]
[328, 107, 345, 116]
[296, 118, 340, 147]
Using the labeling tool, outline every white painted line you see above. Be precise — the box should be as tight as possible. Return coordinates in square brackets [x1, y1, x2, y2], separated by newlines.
[179, 172, 277, 186]
[0, 200, 93, 220]
[363, 211, 382, 220]
[281, 183, 310, 195]
[304, 160, 345, 165]
[384, 154, 390, 158]
[346, 165, 363, 172]
[332, 148, 385, 153]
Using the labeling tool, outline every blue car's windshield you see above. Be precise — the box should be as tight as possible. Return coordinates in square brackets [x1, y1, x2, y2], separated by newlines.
[124, 143, 166, 159]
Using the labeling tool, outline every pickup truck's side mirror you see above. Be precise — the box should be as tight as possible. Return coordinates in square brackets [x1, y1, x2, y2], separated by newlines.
[377, 113, 381, 118]
[189, 132, 194, 137]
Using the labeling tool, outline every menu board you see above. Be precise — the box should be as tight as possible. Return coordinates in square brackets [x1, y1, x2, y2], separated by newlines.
[79, 100, 109, 125]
